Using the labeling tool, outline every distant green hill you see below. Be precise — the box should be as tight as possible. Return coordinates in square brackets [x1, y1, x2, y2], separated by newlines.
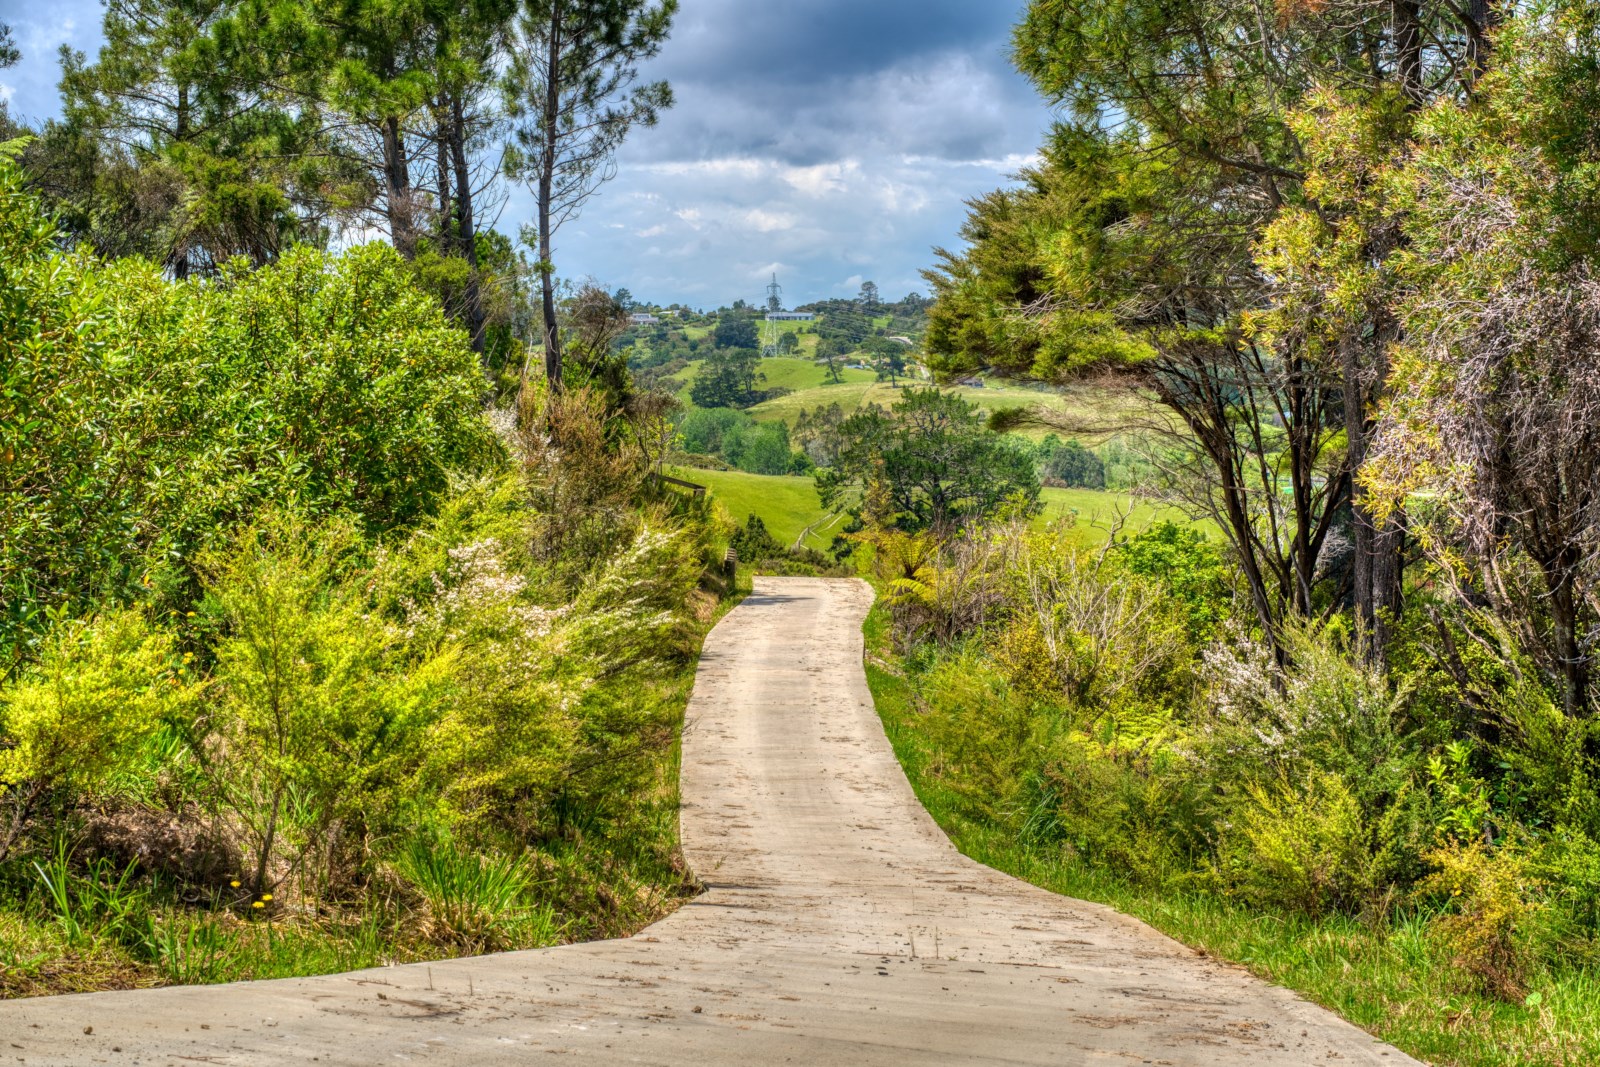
[669, 357, 1159, 447]
[671, 466, 1205, 553]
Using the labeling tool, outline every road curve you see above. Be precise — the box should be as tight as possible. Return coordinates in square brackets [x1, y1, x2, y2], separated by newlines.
[2, 577, 1417, 1065]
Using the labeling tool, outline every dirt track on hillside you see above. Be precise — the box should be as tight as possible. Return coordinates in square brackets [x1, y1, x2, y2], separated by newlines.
[0, 577, 1418, 1065]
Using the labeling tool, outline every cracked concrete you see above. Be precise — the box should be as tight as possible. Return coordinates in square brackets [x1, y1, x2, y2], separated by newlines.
[0, 576, 1420, 1065]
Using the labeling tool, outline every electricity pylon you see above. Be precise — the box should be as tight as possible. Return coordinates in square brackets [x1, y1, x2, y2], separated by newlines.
[761, 273, 783, 356]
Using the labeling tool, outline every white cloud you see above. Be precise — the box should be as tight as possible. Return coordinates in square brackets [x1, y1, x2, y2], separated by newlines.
[741, 209, 798, 233]
[779, 161, 859, 198]
[642, 157, 768, 180]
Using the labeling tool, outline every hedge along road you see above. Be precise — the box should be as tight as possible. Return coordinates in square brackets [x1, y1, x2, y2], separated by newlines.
[2, 577, 1418, 1066]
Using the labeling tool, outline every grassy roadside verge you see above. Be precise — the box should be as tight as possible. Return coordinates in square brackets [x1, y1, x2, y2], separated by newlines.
[861, 603, 1599, 1067]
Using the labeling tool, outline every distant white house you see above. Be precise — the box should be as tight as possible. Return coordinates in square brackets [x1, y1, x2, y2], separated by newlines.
[629, 313, 661, 325]
[766, 311, 816, 321]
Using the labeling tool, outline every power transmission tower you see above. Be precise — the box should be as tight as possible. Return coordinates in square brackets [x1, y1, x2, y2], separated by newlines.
[762, 273, 783, 356]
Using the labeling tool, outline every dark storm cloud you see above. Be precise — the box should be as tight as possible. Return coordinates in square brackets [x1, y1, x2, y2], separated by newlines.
[539, 0, 1050, 305]
[623, 0, 1042, 167]
[650, 0, 1019, 88]
[1, 0, 1050, 306]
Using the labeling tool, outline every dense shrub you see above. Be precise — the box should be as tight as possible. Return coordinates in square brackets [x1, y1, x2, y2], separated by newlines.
[0, 611, 184, 863]
[1114, 522, 1228, 634]
[0, 157, 497, 664]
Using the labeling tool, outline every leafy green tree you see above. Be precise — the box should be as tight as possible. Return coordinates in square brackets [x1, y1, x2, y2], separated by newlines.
[504, 0, 677, 390]
[864, 336, 906, 383]
[688, 347, 764, 409]
[296, 0, 444, 261]
[776, 331, 799, 355]
[927, 0, 1503, 658]
[1039, 437, 1104, 489]
[676, 406, 748, 456]
[729, 514, 779, 561]
[1114, 522, 1228, 634]
[817, 337, 844, 384]
[723, 421, 792, 476]
[713, 315, 759, 350]
[792, 402, 846, 467]
[1361, 8, 1600, 720]
[818, 388, 1039, 533]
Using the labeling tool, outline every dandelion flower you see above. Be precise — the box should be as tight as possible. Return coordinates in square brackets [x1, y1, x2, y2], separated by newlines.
[261, 894, 273, 902]
[185, 611, 196, 618]
[252, 901, 264, 909]
[231, 881, 241, 888]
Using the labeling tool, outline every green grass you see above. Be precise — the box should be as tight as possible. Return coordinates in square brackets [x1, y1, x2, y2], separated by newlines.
[1037, 486, 1209, 543]
[670, 356, 876, 400]
[668, 466, 840, 550]
[668, 354, 1175, 451]
[671, 465, 1205, 552]
[862, 606, 1600, 1067]
[747, 378, 1163, 444]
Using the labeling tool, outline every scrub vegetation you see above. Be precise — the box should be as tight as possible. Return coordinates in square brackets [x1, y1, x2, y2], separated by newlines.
[0, 153, 733, 997]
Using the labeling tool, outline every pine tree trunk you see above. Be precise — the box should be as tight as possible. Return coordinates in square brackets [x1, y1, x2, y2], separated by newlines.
[435, 107, 452, 243]
[539, 3, 564, 391]
[382, 115, 417, 259]
[1392, 1, 1425, 103]
[448, 93, 486, 356]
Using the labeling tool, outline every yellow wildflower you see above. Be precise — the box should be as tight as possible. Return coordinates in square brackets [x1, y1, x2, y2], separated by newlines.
[252, 901, 264, 909]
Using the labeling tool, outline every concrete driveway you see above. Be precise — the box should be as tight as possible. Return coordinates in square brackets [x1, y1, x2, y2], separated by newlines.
[0, 577, 1418, 1065]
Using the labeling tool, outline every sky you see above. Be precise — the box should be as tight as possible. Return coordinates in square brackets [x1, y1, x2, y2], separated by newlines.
[0, 0, 1051, 309]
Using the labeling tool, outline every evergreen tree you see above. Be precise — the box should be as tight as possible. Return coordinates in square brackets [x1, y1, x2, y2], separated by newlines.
[504, 0, 677, 390]
[58, 0, 357, 276]
[0, 23, 19, 69]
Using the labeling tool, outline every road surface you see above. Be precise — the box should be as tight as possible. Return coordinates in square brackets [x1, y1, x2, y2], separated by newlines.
[0, 577, 1417, 1065]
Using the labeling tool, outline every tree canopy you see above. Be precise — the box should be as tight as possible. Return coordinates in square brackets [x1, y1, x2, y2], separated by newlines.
[817, 388, 1039, 534]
